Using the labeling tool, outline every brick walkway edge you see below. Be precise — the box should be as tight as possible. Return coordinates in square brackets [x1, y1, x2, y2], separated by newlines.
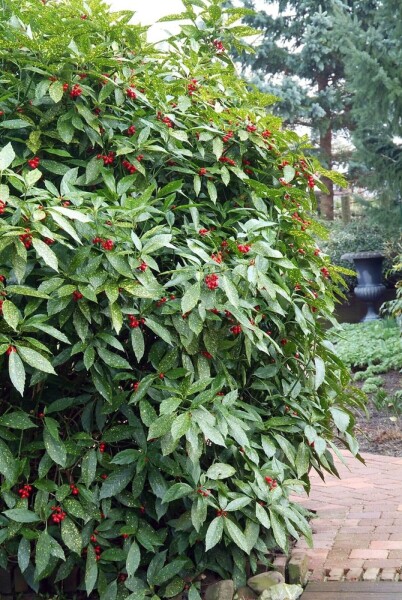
[290, 451, 402, 582]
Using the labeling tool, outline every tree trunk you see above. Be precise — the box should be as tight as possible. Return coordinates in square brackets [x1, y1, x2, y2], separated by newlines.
[317, 73, 334, 220]
[341, 195, 351, 224]
[319, 125, 334, 220]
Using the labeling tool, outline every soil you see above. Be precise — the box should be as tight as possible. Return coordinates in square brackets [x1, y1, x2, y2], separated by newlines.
[352, 370, 402, 456]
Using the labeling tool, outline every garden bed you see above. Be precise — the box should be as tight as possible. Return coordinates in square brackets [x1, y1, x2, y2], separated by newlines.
[353, 370, 402, 456]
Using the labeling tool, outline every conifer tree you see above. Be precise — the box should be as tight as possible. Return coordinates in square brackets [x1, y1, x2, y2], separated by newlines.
[235, 0, 377, 219]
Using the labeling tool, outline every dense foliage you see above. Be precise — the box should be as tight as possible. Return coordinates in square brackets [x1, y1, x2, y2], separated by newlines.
[0, 0, 360, 597]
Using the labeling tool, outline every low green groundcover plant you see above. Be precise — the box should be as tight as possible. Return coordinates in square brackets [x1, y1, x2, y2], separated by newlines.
[328, 320, 402, 380]
[0, 0, 360, 597]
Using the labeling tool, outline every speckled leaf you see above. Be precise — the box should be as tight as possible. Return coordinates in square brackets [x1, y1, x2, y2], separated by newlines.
[17, 346, 56, 374]
[126, 541, 141, 577]
[81, 449, 97, 488]
[0, 438, 17, 483]
[205, 516, 223, 551]
[18, 537, 30, 573]
[2, 299, 20, 330]
[43, 428, 67, 467]
[99, 465, 135, 499]
[61, 517, 82, 555]
[8, 351, 25, 396]
[85, 545, 98, 595]
[224, 518, 249, 552]
[36, 531, 51, 575]
[4, 509, 40, 523]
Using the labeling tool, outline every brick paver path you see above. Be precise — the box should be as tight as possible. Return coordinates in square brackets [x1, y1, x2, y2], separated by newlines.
[291, 451, 402, 582]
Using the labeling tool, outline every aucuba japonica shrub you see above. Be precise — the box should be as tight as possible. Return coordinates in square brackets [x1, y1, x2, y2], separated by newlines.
[0, 0, 362, 597]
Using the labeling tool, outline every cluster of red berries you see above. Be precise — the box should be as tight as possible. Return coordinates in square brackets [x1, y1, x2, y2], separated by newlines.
[156, 111, 174, 128]
[97, 151, 115, 166]
[265, 476, 278, 490]
[27, 156, 40, 169]
[199, 168, 207, 176]
[321, 267, 330, 279]
[94, 545, 102, 561]
[70, 84, 82, 98]
[307, 175, 315, 189]
[219, 156, 236, 166]
[126, 87, 137, 99]
[291, 212, 310, 231]
[211, 252, 223, 264]
[126, 125, 136, 136]
[314, 248, 320, 256]
[44, 238, 54, 245]
[122, 159, 137, 174]
[131, 381, 140, 391]
[19, 230, 32, 249]
[205, 274, 219, 290]
[92, 237, 114, 251]
[222, 130, 234, 143]
[216, 509, 227, 517]
[201, 351, 213, 360]
[72, 290, 83, 301]
[246, 123, 257, 133]
[280, 338, 288, 346]
[118, 573, 128, 583]
[197, 488, 211, 497]
[6, 345, 16, 354]
[198, 228, 209, 236]
[213, 39, 225, 53]
[162, 116, 174, 128]
[0, 200, 6, 214]
[99, 442, 106, 453]
[262, 130, 272, 138]
[138, 260, 148, 272]
[237, 244, 251, 254]
[0, 275, 5, 284]
[128, 315, 145, 329]
[156, 297, 167, 307]
[62, 83, 69, 92]
[230, 324, 242, 335]
[51, 506, 67, 524]
[188, 79, 198, 95]
[18, 484, 32, 499]
[70, 483, 79, 496]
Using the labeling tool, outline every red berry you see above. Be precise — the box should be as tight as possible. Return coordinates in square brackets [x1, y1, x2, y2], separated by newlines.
[99, 442, 106, 453]
[230, 324, 242, 335]
[126, 125, 136, 136]
[70, 84, 82, 98]
[199, 167, 207, 176]
[27, 157, 40, 169]
[205, 274, 219, 290]
[237, 244, 251, 254]
[126, 87, 137, 99]
[72, 290, 83, 301]
[138, 261, 148, 272]
[101, 239, 114, 251]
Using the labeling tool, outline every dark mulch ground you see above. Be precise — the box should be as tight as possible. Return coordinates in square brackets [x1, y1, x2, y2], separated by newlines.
[353, 371, 402, 456]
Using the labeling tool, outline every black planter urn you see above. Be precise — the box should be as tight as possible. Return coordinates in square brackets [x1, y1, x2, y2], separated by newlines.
[341, 251, 386, 322]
